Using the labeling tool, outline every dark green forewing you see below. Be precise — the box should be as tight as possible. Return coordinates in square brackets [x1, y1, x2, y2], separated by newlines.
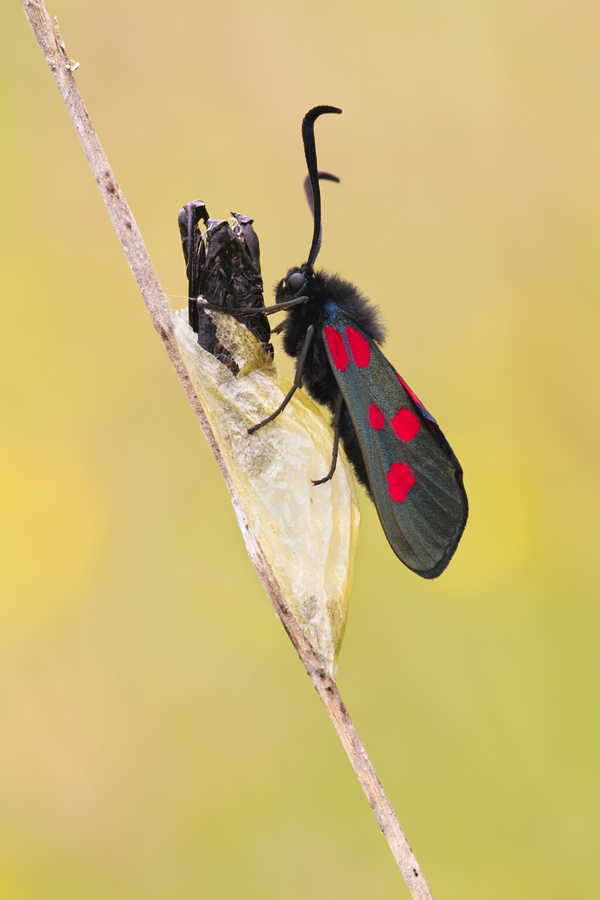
[322, 310, 468, 578]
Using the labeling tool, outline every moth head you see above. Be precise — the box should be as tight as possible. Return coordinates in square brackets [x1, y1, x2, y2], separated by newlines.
[285, 270, 307, 294]
[276, 266, 310, 303]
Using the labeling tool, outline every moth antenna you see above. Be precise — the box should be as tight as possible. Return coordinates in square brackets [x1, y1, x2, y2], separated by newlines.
[303, 171, 340, 217]
[302, 106, 342, 268]
[303, 171, 340, 261]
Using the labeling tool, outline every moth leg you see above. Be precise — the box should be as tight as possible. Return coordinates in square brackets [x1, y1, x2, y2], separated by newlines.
[248, 325, 315, 435]
[196, 296, 308, 317]
[313, 390, 343, 486]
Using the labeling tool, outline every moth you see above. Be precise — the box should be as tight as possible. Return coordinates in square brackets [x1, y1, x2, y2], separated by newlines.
[192, 107, 468, 578]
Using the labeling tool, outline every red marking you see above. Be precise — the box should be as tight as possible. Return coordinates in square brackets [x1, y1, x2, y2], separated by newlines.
[368, 404, 385, 430]
[395, 372, 423, 407]
[391, 408, 420, 441]
[325, 326, 348, 371]
[387, 462, 415, 503]
[346, 326, 371, 367]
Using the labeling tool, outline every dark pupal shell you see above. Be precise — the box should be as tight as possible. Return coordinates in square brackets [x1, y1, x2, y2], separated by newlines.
[178, 201, 272, 374]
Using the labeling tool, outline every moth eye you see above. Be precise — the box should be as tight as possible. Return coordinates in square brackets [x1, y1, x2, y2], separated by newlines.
[287, 272, 305, 293]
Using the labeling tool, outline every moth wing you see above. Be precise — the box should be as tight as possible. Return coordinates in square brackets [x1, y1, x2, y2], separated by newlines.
[322, 317, 468, 578]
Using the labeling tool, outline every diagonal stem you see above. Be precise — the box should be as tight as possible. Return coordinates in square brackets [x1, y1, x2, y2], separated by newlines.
[19, 3, 435, 897]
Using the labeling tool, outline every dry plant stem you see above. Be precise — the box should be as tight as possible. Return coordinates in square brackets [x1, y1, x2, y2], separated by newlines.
[20, 3, 434, 897]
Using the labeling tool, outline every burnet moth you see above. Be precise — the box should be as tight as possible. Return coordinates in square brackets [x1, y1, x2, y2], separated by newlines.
[195, 106, 468, 578]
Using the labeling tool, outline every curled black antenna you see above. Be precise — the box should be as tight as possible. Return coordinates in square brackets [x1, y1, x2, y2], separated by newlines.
[302, 106, 342, 269]
[303, 171, 340, 261]
[303, 171, 340, 216]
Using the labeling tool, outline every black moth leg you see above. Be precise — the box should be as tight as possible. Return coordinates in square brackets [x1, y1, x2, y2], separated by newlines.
[313, 390, 343, 486]
[196, 296, 308, 317]
[248, 326, 315, 435]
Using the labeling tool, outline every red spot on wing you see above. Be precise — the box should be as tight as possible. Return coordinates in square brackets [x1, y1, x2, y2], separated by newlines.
[325, 326, 348, 371]
[391, 408, 420, 441]
[387, 462, 415, 503]
[368, 404, 385, 430]
[346, 326, 371, 367]
[395, 372, 423, 407]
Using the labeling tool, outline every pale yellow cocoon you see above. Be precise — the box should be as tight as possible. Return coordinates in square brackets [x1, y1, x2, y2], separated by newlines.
[173, 309, 360, 677]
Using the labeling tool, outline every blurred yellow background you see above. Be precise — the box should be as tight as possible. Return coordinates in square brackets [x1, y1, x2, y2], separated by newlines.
[2, 0, 599, 897]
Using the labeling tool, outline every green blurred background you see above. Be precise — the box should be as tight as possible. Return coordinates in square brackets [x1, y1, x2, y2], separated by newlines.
[2, 0, 599, 897]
